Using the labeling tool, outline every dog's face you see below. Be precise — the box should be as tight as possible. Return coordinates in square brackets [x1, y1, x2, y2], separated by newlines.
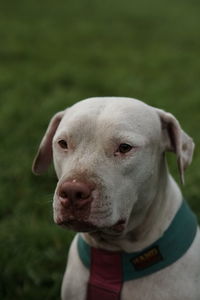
[32, 97, 194, 236]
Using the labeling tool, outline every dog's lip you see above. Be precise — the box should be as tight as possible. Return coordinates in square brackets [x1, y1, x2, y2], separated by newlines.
[56, 218, 98, 232]
[56, 217, 126, 233]
[111, 219, 126, 232]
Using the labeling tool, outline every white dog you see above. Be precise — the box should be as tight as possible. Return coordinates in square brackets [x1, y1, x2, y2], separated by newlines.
[32, 97, 200, 300]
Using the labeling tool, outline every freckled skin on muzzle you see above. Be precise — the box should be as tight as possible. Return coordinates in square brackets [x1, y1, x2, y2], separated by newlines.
[54, 178, 126, 234]
[52, 174, 126, 234]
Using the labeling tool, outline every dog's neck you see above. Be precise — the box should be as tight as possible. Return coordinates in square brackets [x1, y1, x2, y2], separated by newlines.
[84, 160, 182, 252]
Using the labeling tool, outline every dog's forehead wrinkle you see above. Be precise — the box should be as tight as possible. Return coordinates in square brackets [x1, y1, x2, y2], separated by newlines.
[57, 97, 161, 143]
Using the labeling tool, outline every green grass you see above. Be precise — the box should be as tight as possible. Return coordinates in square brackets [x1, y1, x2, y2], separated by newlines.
[0, 0, 200, 298]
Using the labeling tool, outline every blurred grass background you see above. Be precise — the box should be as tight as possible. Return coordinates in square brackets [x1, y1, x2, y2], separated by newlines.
[0, 0, 200, 299]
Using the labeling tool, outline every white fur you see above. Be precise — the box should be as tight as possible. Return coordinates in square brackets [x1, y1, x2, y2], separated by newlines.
[33, 97, 200, 299]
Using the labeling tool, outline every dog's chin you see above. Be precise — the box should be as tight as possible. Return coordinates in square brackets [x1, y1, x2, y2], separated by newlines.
[55, 218, 126, 234]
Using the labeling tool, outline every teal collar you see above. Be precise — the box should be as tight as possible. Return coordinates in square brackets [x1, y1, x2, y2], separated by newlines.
[77, 200, 198, 281]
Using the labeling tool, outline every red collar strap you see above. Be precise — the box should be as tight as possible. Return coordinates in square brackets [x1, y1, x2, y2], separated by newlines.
[87, 247, 122, 300]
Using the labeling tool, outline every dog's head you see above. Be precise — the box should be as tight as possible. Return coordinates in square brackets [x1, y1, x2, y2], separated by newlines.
[32, 97, 194, 235]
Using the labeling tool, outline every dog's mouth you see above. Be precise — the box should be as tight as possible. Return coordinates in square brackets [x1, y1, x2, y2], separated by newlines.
[56, 218, 126, 233]
[57, 219, 98, 232]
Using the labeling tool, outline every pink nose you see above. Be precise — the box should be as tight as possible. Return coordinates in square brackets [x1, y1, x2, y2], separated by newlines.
[58, 181, 93, 209]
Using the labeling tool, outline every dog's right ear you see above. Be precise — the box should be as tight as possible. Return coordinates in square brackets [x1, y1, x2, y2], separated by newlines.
[32, 111, 65, 175]
[156, 108, 195, 185]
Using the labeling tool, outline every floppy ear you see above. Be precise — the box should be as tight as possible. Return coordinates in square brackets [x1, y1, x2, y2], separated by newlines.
[156, 109, 195, 185]
[32, 111, 65, 175]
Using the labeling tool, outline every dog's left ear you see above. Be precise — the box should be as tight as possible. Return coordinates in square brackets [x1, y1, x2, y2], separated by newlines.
[156, 109, 195, 184]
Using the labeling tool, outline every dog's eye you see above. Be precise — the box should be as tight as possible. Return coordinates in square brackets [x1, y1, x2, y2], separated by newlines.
[118, 143, 133, 154]
[58, 139, 68, 149]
